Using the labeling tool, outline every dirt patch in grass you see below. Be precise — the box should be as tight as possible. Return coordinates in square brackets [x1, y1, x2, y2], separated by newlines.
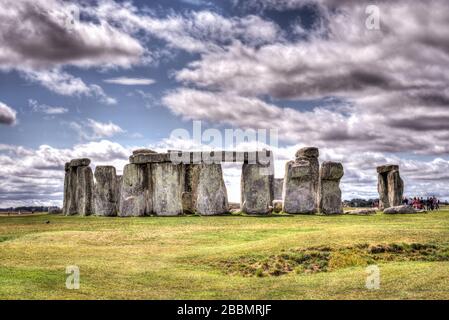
[215, 243, 449, 277]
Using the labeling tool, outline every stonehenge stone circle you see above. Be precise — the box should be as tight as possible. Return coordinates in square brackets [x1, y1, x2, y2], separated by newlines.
[282, 147, 319, 214]
[377, 165, 404, 210]
[63, 148, 407, 218]
[318, 161, 344, 214]
[94, 166, 118, 216]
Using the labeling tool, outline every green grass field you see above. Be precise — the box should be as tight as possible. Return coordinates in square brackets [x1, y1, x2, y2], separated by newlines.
[1, 208, 448, 300]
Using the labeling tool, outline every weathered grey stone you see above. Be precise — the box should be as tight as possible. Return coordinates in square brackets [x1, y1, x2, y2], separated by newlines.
[345, 208, 377, 215]
[195, 164, 228, 215]
[69, 158, 91, 167]
[273, 178, 284, 200]
[129, 151, 273, 164]
[182, 192, 193, 214]
[119, 164, 151, 217]
[318, 161, 344, 215]
[272, 200, 283, 213]
[377, 164, 399, 174]
[184, 164, 201, 212]
[115, 175, 122, 212]
[241, 163, 274, 214]
[282, 148, 319, 214]
[377, 164, 404, 210]
[64, 165, 78, 215]
[383, 205, 423, 214]
[152, 162, 184, 216]
[295, 147, 319, 160]
[132, 148, 157, 156]
[130, 152, 171, 164]
[76, 166, 94, 216]
[94, 166, 118, 216]
[62, 163, 70, 215]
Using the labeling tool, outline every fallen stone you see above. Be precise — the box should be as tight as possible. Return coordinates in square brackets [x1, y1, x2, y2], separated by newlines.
[272, 200, 283, 213]
[195, 164, 229, 215]
[318, 161, 344, 215]
[383, 205, 424, 214]
[94, 166, 118, 216]
[345, 208, 377, 215]
[152, 162, 184, 216]
[241, 163, 274, 214]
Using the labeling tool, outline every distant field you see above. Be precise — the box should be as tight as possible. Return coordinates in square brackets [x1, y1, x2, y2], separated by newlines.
[0, 208, 448, 300]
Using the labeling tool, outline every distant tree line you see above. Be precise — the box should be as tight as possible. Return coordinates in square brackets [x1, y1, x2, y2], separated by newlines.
[343, 199, 378, 208]
[0, 206, 60, 213]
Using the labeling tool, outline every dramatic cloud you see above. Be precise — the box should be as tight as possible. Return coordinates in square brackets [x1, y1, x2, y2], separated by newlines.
[0, 102, 17, 125]
[170, 0, 449, 155]
[103, 77, 156, 85]
[90, 2, 283, 53]
[0, 0, 144, 70]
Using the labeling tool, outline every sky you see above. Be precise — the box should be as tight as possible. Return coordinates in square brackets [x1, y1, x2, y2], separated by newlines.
[0, 0, 449, 207]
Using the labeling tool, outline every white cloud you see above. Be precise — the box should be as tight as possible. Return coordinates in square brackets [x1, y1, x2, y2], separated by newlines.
[0, 101, 17, 125]
[69, 118, 126, 140]
[87, 119, 125, 138]
[28, 99, 68, 115]
[23, 69, 117, 105]
[103, 77, 156, 85]
[0, 140, 130, 207]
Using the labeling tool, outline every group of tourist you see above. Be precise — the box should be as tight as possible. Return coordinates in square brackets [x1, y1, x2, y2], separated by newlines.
[403, 196, 440, 211]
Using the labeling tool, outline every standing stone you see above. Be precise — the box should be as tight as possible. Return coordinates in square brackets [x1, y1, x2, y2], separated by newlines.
[195, 164, 228, 215]
[184, 164, 201, 213]
[62, 162, 70, 215]
[377, 165, 404, 210]
[273, 178, 284, 200]
[63, 159, 93, 216]
[152, 162, 184, 216]
[76, 166, 94, 216]
[119, 164, 150, 217]
[94, 166, 118, 216]
[116, 175, 122, 212]
[318, 161, 344, 214]
[241, 163, 274, 214]
[282, 147, 320, 214]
